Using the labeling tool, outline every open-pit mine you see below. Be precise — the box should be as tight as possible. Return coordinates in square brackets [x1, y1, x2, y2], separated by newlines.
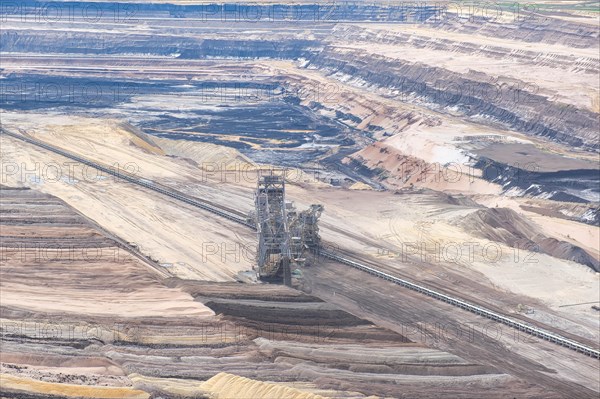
[1, 1, 599, 398]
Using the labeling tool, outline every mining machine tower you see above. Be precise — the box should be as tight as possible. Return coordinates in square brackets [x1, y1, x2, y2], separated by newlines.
[254, 174, 323, 285]
[255, 175, 292, 284]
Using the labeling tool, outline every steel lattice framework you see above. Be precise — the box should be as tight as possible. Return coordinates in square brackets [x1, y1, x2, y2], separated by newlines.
[254, 175, 291, 284]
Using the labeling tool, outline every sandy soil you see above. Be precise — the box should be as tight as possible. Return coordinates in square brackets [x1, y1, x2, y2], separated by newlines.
[0, 117, 258, 281]
[0, 188, 213, 318]
[0, 374, 150, 399]
[1, 114, 597, 335]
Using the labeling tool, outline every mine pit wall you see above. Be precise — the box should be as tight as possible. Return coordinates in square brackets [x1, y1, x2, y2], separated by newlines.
[301, 48, 599, 151]
[3, 2, 598, 154]
[329, 25, 600, 74]
[1, 2, 440, 25]
[473, 157, 600, 206]
[433, 15, 600, 49]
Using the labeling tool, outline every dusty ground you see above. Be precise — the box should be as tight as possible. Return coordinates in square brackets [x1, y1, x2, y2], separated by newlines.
[1, 186, 527, 398]
[1, 115, 597, 316]
[1, 116, 598, 397]
[0, 188, 212, 318]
